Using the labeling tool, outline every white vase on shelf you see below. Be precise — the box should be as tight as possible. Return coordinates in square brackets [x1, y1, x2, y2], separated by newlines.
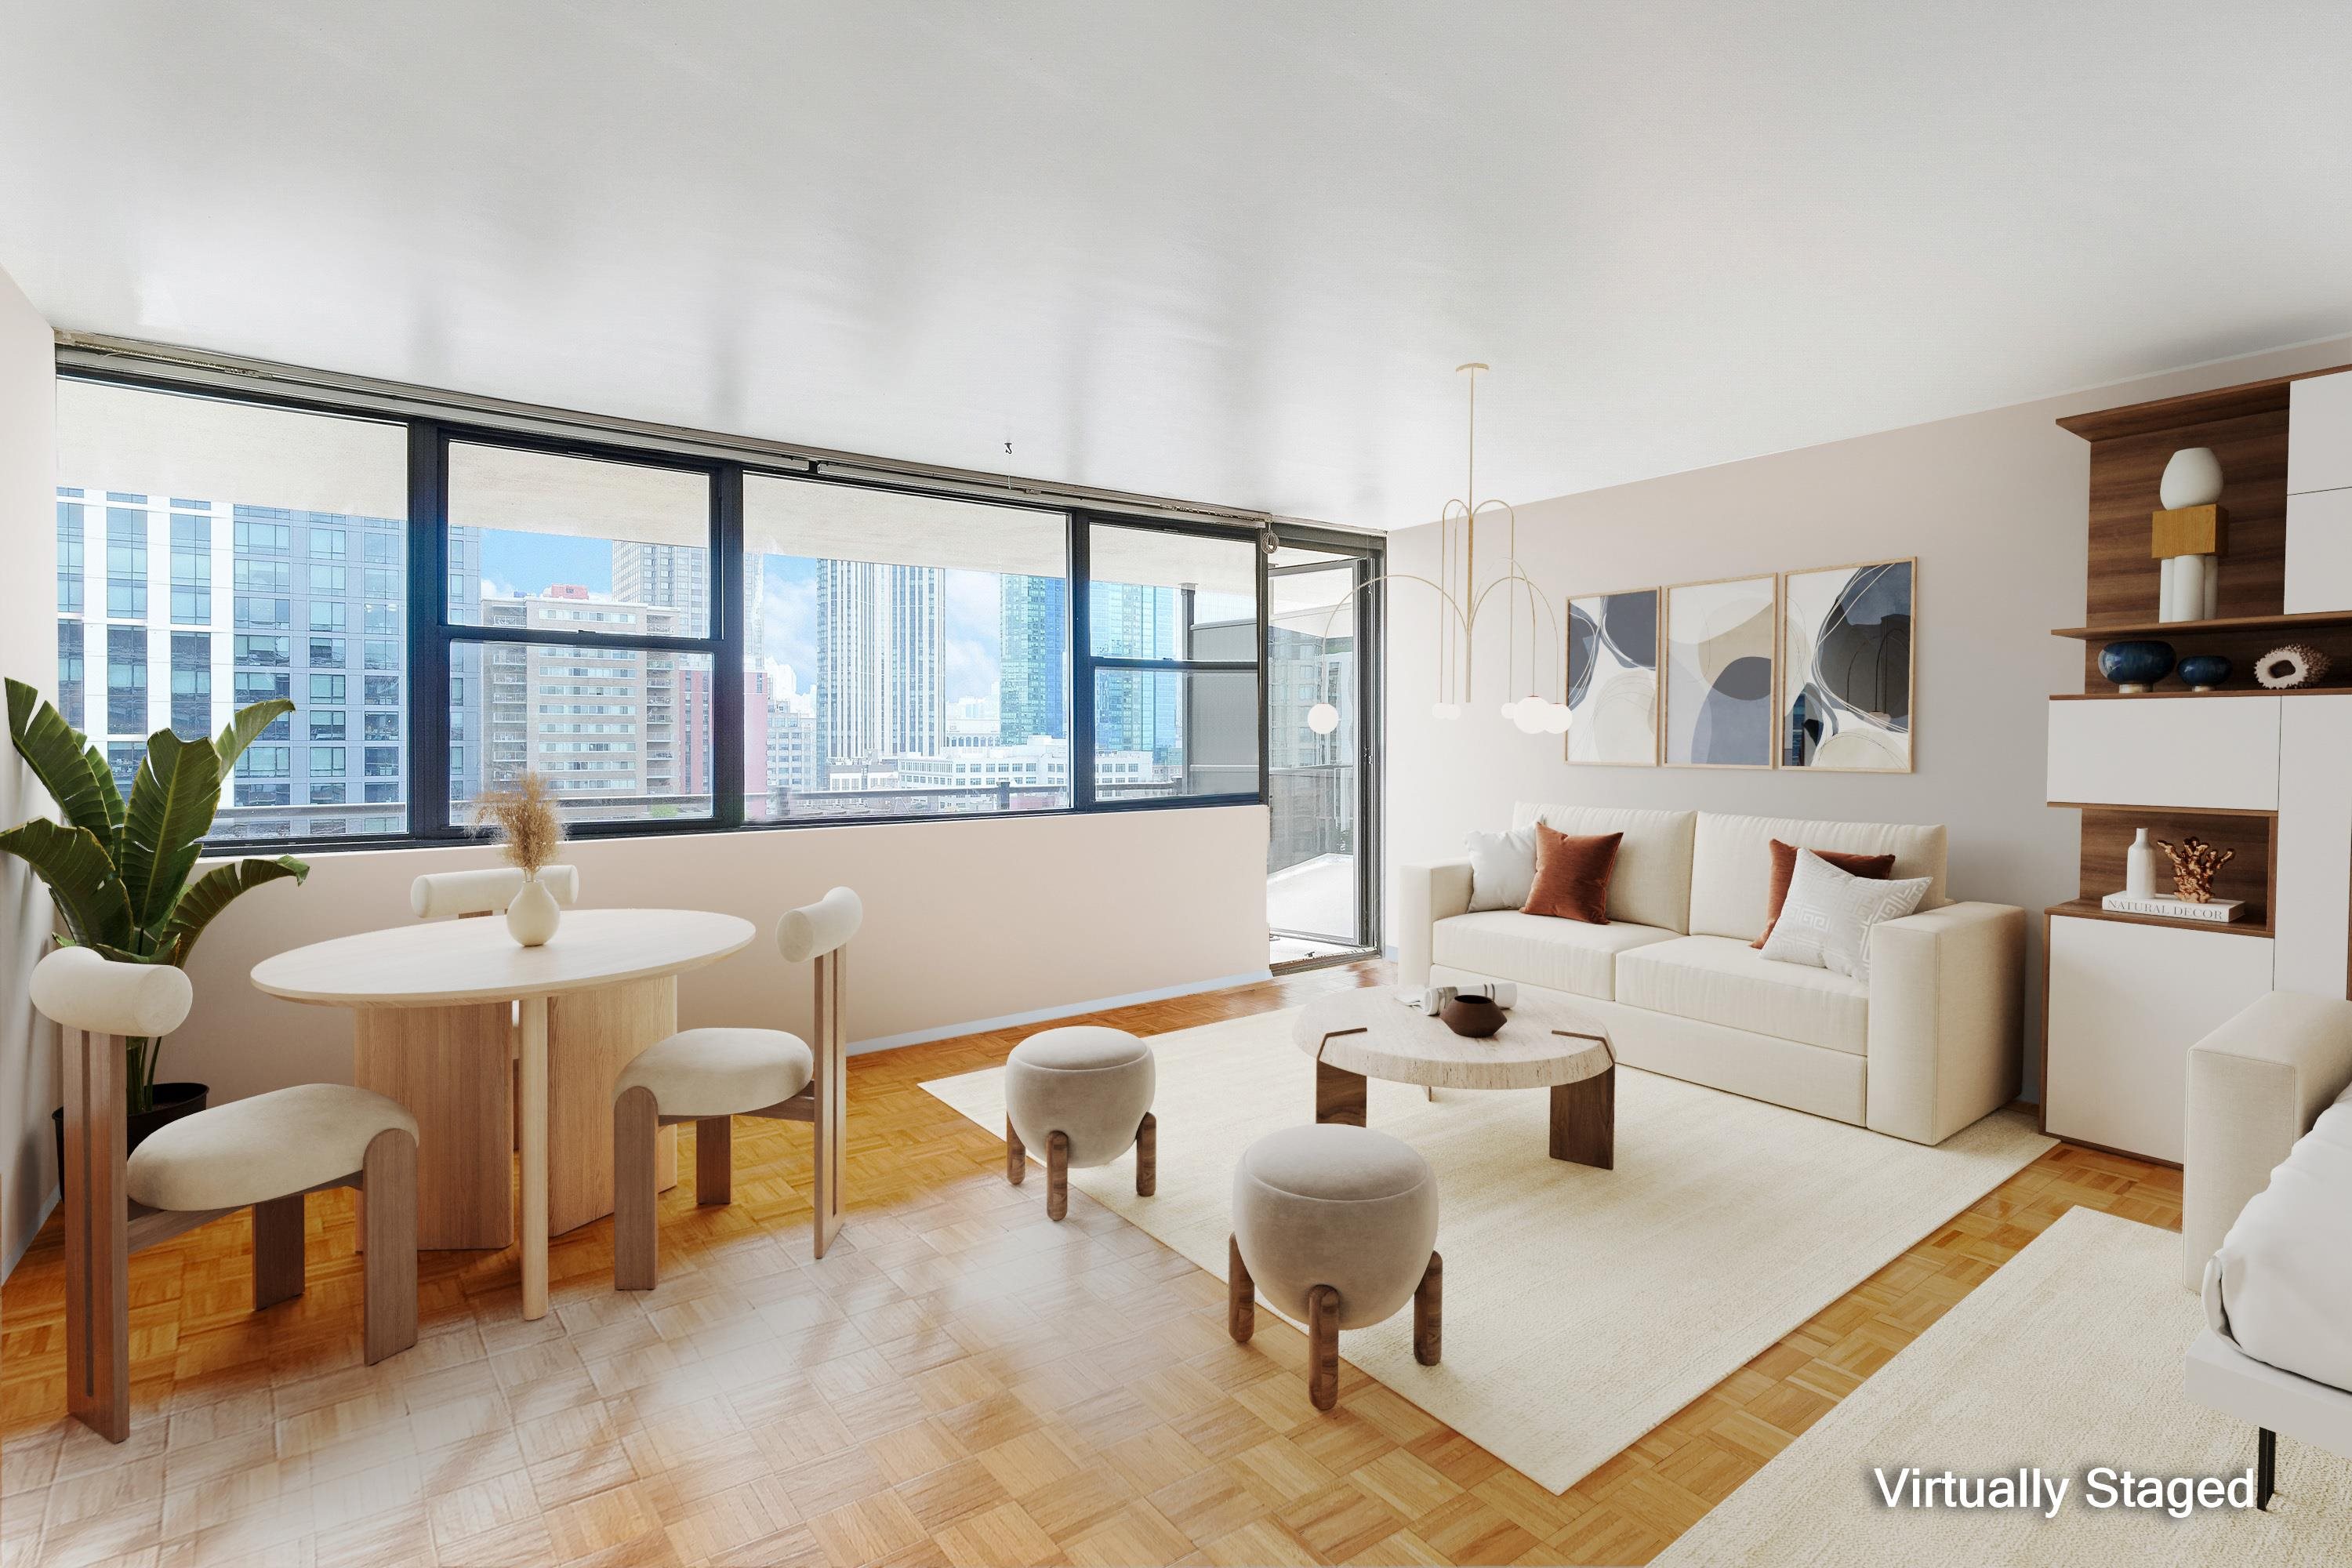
[2125, 829, 2158, 898]
[2160, 447, 2224, 509]
[506, 872, 561, 947]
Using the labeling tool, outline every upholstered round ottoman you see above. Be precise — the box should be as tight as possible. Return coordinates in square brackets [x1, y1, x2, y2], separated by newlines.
[1228, 1123, 1441, 1410]
[1004, 1026, 1156, 1220]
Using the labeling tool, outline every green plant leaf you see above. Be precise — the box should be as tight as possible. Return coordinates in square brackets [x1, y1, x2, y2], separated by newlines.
[5, 677, 125, 844]
[160, 855, 309, 966]
[120, 727, 223, 934]
[213, 699, 295, 775]
[0, 818, 134, 952]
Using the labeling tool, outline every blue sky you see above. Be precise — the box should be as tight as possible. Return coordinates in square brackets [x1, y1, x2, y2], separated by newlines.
[477, 531, 1001, 703]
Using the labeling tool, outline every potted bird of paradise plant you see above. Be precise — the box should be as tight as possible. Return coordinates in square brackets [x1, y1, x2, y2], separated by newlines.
[1, 677, 311, 1168]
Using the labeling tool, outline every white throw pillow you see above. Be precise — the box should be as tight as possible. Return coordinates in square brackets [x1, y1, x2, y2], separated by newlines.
[1758, 850, 1930, 982]
[1465, 828, 1537, 913]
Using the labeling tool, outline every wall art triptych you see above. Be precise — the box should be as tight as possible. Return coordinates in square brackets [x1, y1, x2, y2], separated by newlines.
[1564, 557, 1915, 773]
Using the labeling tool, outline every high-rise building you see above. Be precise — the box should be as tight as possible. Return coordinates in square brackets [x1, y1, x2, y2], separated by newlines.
[1089, 581, 1181, 757]
[998, 574, 1065, 744]
[481, 591, 682, 815]
[766, 701, 819, 800]
[610, 542, 708, 638]
[51, 488, 460, 840]
[681, 665, 771, 804]
[816, 559, 944, 778]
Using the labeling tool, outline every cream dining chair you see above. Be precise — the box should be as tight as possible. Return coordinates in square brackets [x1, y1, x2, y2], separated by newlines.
[34, 947, 420, 1443]
[612, 887, 858, 1282]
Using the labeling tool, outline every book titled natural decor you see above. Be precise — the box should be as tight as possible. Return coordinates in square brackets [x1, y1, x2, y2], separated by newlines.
[2100, 892, 2246, 924]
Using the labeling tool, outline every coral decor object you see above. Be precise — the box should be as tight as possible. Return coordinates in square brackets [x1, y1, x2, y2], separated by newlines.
[2157, 836, 2235, 904]
[2256, 644, 2332, 691]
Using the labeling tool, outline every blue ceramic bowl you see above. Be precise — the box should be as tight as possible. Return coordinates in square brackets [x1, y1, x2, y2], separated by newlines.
[2098, 639, 2176, 691]
[2177, 654, 2233, 691]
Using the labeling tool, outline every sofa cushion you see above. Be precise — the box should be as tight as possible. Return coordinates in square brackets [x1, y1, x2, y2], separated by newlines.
[1465, 827, 1537, 912]
[1690, 812, 1947, 942]
[2203, 1094, 2352, 1393]
[1509, 804, 1697, 932]
[1523, 826, 1621, 924]
[1432, 912, 1678, 1001]
[1615, 935, 1871, 1054]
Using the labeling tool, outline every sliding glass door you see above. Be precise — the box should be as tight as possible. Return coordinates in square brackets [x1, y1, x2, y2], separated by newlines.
[1266, 534, 1380, 960]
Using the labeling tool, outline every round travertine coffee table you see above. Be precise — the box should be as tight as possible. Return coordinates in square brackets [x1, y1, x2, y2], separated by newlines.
[1290, 989, 1618, 1168]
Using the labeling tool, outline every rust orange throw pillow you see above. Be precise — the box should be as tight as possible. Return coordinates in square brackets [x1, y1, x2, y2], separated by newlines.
[1522, 825, 1623, 924]
[1754, 839, 1898, 948]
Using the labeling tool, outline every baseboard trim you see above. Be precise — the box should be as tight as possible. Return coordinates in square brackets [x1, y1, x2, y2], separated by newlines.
[2, 1184, 59, 1283]
[848, 969, 1276, 1056]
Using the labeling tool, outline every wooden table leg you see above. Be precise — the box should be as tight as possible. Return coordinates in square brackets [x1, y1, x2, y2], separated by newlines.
[61, 1027, 128, 1443]
[354, 1002, 512, 1250]
[520, 994, 550, 1320]
[1315, 1058, 1368, 1127]
[547, 977, 677, 1236]
[1549, 1064, 1614, 1169]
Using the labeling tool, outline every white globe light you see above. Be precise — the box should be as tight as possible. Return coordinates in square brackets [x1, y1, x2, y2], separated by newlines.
[1539, 702, 1574, 735]
[1505, 695, 1548, 734]
[1431, 702, 1461, 720]
[1306, 702, 1341, 735]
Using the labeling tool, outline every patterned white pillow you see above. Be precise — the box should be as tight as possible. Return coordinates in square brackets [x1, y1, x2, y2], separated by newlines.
[1758, 849, 1930, 982]
[1465, 828, 1537, 912]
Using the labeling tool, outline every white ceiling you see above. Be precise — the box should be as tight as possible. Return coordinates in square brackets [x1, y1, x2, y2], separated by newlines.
[4, 2, 2350, 530]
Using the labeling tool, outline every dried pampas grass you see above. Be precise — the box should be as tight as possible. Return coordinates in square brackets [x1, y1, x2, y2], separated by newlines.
[473, 771, 564, 875]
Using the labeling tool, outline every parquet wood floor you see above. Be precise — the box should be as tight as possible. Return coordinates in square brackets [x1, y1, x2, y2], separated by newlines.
[0, 960, 2183, 1567]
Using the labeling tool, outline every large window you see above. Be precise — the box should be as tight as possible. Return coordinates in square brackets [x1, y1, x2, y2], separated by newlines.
[441, 441, 717, 829]
[52, 372, 1304, 849]
[744, 475, 1072, 821]
[53, 379, 410, 841]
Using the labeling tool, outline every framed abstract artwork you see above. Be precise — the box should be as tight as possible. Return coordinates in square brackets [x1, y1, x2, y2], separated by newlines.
[1663, 575, 1777, 768]
[1779, 558, 1915, 771]
[1565, 587, 1660, 764]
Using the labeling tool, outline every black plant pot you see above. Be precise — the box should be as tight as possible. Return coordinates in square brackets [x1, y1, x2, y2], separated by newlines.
[52, 1082, 209, 1185]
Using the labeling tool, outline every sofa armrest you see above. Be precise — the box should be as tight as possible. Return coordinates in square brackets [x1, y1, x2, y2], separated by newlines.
[1395, 860, 1475, 986]
[2184, 992, 2352, 1292]
[1864, 901, 2026, 1145]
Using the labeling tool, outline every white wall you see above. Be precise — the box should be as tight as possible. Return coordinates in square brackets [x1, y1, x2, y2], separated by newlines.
[166, 805, 1270, 1105]
[0, 267, 55, 1275]
[1385, 337, 2352, 1098]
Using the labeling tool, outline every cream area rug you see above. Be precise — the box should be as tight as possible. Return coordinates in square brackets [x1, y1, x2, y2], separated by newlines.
[920, 1007, 2052, 1494]
[1655, 1208, 2352, 1566]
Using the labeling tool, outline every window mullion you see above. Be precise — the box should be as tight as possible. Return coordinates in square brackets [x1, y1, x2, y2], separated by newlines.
[407, 422, 452, 837]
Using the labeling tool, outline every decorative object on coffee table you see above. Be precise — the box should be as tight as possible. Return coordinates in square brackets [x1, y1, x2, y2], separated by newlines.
[2097, 638, 2176, 693]
[2158, 835, 2235, 902]
[1227, 1123, 1440, 1410]
[2176, 654, 2233, 692]
[1004, 1026, 1155, 1221]
[1438, 994, 1503, 1037]
[1294, 988, 1616, 1168]
[474, 771, 565, 946]
[2255, 643, 2331, 690]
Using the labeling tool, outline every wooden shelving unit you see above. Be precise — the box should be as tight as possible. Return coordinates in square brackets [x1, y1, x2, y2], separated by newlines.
[2053, 608, 2352, 639]
[2042, 898, 2272, 939]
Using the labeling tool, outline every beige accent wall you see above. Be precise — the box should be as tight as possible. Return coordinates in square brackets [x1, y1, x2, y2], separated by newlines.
[0, 269, 56, 1274]
[162, 804, 1270, 1107]
[1384, 337, 2352, 1096]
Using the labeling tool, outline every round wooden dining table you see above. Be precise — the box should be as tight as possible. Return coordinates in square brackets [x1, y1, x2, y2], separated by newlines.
[251, 907, 756, 1319]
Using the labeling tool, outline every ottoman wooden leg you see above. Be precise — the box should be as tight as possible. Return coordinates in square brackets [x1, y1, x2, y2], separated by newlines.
[1307, 1284, 1341, 1410]
[1005, 1120, 1025, 1185]
[1047, 1132, 1069, 1221]
[1228, 1235, 1255, 1343]
[1550, 1064, 1614, 1169]
[1414, 1251, 1443, 1366]
[696, 1117, 733, 1207]
[252, 1193, 307, 1312]
[1136, 1113, 1156, 1196]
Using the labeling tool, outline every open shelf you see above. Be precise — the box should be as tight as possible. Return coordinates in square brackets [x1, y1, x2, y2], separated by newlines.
[2051, 688, 2350, 700]
[2045, 898, 2272, 939]
[2052, 609, 2352, 640]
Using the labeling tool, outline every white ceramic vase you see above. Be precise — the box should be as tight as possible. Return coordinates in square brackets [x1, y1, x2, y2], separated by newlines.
[506, 872, 561, 947]
[2125, 829, 2158, 898]
[2160, 447, 2223, 509]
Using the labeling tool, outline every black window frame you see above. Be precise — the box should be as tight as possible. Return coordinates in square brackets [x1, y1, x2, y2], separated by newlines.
[58, 368, 1319, 854]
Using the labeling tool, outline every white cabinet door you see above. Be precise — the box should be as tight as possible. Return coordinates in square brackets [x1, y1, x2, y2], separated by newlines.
[2284, 488, 2352, 614]
[2044, 916, 2274, 1163]
[2288, 368, 2352, 496]
[2045, 696, 2280, 809]
[2276, 695, 2352, 999]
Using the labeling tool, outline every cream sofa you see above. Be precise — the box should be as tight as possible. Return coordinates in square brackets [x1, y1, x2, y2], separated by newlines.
[1397, 805, 2027, 1145]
